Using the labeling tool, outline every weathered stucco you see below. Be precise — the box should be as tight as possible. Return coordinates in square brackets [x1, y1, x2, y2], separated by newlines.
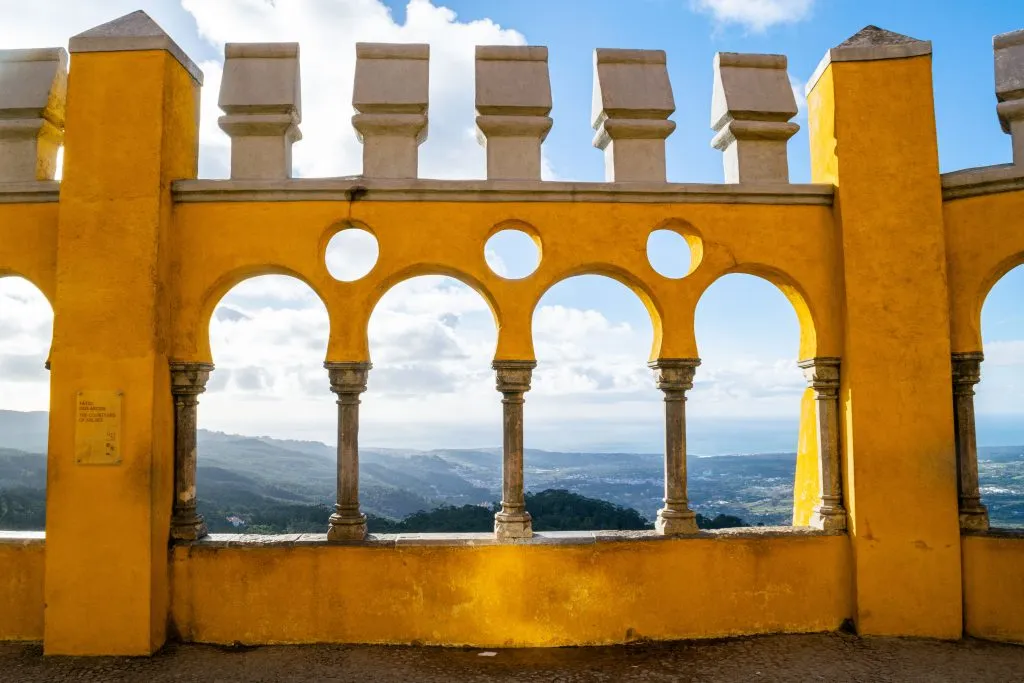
[0, 537, 45, 641]
[169, 534, 852, 647]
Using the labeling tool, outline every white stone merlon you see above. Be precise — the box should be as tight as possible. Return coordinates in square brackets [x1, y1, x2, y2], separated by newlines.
[711, 52, 799, 184]
[352, 43, 429, 179]
[591, 48, 675, 183]
[0, 48, 67, 183]
[475, 46, 552, 181]
[995, 28, 1024, 165]
[218, 43, 302, 180]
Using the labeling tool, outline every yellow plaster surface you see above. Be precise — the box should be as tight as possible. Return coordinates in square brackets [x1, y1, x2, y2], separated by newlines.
[170, 202, 837, 365]
[962, 535, 1024, 643]
[0, 541, 45, 641]
[809, 57, 963, 639]
[170, 535, 852, 647]
[944, 190, 1024, 353]
[0, 204, 58, 301]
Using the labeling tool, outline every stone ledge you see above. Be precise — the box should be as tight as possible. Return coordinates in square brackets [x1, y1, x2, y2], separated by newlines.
[180, 526, 840, 549]
[172, 178, 834, 205]
[941, 163, 1024, 200]
[0, 180, 60, 203]
[0, 531, 45, 545]
[963, 527, 1024, 539]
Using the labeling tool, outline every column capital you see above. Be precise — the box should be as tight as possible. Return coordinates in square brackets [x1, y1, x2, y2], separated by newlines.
[69, 10, 203, 85]
[648, 358, 699, 393]
[798, 356, 841, 392]
[325, 361, 371, 394]
[169, 361, 214, 396]
[492, 359, 536, 394]
[951, 351, 983, 388]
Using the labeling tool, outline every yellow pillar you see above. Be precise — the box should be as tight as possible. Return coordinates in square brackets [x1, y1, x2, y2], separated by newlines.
[807, 27, 962, 637]
[44, 11, 201, 655]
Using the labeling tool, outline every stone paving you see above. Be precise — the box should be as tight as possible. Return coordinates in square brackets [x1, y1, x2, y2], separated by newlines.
[1, 633, 1022, 682]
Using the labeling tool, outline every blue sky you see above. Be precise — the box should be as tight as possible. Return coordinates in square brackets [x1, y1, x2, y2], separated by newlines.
[0, 0, 1021, 452]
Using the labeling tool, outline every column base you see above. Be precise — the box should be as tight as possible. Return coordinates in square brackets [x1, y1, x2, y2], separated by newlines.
[170, 513, 208, 541]
[494, 511, 533, 540]
[959, 505, 990, 532]
[810, 505, 847, 532]
[327, 513, 368, 542]
[655, 508, 699, 535]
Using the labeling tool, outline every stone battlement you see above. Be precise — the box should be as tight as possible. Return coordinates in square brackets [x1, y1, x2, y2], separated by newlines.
[0, 9, 1023, 657]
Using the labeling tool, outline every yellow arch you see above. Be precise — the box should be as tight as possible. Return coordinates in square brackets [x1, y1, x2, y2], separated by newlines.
[530, 268, 663, 361]
[695, 266, 818, 362]
[192, 266, 331, 363]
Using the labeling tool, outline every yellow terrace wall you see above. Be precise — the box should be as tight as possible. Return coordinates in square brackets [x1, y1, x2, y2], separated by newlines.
[1, 12, 1023, 656]
[0, 536, 45, 641]
[170, 532, 851, 647]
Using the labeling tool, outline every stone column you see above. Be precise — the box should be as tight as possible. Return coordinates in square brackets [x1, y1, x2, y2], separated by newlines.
[649, 359, 700, 535]
[995, 29, 1024, 166]
[798, 357, 847, 531]
[951, 352, 990, 531]
[169, 362, 213, 541]
[325, 361, 371, 541]
[493, 360, 536, 540]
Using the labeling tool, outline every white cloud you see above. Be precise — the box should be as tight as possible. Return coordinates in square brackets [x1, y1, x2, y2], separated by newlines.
[182, 0, 528, 179]
[692, 0, 816, 32]
[0, 278, 53, 411]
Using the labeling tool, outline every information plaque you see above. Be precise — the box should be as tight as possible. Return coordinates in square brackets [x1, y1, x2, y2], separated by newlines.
[74, 391, 123, 465]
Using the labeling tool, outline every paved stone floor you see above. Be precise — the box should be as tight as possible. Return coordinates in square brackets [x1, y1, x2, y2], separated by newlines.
[1, 633, 1023, 682]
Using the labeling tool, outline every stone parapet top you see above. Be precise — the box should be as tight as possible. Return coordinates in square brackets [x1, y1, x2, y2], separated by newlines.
[962, 527, 1024, 539]
[805, 26, 931, 97]
[181, 526, 841, 549]
[68, 10, 203, 85]
[0, 180, 60, 203]
[172, 178, 834, 205]
[0, 530, 45, 545]
[941, 163, 1024, 200]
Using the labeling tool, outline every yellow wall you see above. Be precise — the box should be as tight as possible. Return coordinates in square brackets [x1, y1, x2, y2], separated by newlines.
[808, 56, 963, 638]
[170, 534, 852, 646]
[42, 49, 199, 656]
[169, 201, 838, 365]
[792, 388, 819, 527]
[963, 535, 1024, 643]
[944, 191, 1024, 354]
[0, 25, 1023, 655]
[0, 539, 45, 641]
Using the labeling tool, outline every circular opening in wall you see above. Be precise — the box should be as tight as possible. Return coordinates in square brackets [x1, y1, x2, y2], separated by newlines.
[485, 229, 540, 279]
[647, 229, 693, 279]
[325, 227, 379, 282]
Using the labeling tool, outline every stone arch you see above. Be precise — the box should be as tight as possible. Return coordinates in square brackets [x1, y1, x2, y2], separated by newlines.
[691, 270, 812, 528]
[973, 250, 1024, 351]
[532, 266, 664, 361]
[362, 273, 500, 453]
[192, 265, 331, 363]
[697, 264, 819, 363]
[0, 272, 55, 379]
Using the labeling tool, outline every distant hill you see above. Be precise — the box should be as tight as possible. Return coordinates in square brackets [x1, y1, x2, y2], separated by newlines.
[2, 409, 1021, 530]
